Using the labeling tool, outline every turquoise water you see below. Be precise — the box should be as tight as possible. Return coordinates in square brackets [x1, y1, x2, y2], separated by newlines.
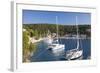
[30, 39, 91, 62]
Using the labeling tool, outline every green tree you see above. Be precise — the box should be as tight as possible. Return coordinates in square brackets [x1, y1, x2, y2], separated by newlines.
[34, 30, 39, 40]
[23, 31, 29, 62]
[29, 43, 37, 53]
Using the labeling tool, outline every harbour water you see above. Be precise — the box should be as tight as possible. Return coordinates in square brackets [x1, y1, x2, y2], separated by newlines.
[30, 38, 91, 62]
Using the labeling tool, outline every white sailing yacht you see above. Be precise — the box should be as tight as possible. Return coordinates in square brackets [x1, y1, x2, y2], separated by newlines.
[66, 16, 83, 60]
[47, 16, 65, 55]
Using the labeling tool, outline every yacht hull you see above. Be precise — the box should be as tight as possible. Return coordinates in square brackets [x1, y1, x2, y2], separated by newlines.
[66, 49, 83, 60]
[48, 44, 65, 56]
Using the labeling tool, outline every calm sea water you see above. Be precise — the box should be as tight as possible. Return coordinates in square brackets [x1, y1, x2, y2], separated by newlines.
[30, 39, 91, 62]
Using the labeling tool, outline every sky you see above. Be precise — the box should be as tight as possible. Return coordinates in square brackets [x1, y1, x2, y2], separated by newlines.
[23, 10, 91, 25]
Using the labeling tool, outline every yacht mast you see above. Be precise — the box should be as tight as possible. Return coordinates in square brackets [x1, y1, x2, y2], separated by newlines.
[56, 16, 59, 44]
[76, 16, 79, 49]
